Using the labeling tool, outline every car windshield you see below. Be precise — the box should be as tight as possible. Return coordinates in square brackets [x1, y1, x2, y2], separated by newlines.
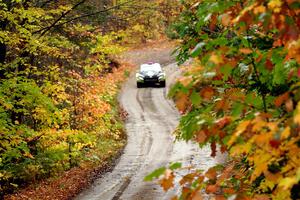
[140, 63, 161, 73]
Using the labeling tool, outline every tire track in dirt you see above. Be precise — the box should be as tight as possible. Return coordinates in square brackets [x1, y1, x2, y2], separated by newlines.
[75, 47, 226, 200]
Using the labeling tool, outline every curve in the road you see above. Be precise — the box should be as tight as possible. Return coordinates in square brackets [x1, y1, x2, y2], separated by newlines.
[75, 63, 225, 200]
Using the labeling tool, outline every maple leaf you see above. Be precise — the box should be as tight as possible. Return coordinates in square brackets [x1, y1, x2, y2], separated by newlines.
[209, 54, 223, 65]
[205, 167, 217, 180]
[223, 188, 236, 194]
[285, 98, 294, 112]
[280, 127, 291, 140]
[206, 184, 218, 193]
[228, 120, 251, 146]
[196, 131, 207, 143]
[239, 48, 252, 54]
[278, 177, 297, 190]
[176, 92, 190, 113]
[200, 86, 215, 100]
[191, 191, 203, 200]
[159, 169, 175, 191]
[274, 92, 289, 107]
[254, 5, 266, 14]
[215, 116, 231, 129]
[220, 13, 232, 26]
[268, 0, 283, 13]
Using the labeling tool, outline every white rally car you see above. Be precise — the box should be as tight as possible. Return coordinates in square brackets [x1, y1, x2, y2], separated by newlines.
[135, 62, 166, 88]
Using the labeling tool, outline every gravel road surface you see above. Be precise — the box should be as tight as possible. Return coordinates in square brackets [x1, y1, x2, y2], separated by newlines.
[75, 45, 225, 200]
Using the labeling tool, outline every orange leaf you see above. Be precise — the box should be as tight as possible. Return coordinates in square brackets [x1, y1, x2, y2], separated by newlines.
[274, 92, 289, 107]
[160, 169, 175, 191]
[176, 92, 190, 113]
[179, 173, 197, 185]
[240, 48, 252, 54]
[206, 184, 218, 193]
[171, 196, 178, 200]
[285, 98, 293, 112]
[216, 116, 231, 128]
[196, 131, 207, 143]
[223, 188, 236, 194]
[209, 15, 217, 31]
[205, 167, 217, 180]
[221, 13, 232, 26]
[200, 86, 215, 100]
[253, 194, 271, 200]
[191, 192, 203, 200]
[215, 195, 227, 200]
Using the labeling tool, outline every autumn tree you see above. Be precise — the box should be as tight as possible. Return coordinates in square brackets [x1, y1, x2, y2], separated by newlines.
[146, 0, 300, 199]
[0, 0, 178, 196]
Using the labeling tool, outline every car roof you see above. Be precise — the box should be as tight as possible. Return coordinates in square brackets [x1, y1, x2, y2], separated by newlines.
[140, 63, 161, 71]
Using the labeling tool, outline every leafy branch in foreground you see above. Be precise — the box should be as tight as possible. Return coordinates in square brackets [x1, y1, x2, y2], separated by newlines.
[146, 0, 300, 199]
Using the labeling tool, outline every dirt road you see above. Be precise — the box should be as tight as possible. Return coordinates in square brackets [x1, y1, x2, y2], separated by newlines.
[75, 45, 225, 200]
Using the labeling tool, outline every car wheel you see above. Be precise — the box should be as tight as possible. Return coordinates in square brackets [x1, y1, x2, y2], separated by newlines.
[160, 81, 166, 87]
[137, 82, 143, 88]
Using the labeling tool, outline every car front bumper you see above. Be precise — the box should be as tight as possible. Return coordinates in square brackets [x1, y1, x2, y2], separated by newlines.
[137, 76, 165, 83]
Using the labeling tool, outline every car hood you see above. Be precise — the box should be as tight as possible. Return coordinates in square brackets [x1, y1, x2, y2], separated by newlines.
[140, 70, 160, 77]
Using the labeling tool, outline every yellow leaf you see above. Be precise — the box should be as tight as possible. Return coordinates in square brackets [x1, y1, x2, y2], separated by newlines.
[294, 102, 300, 124]
[268, 0, 283, 13]
[250, 150, 272, 182]
[252, 120, 267, 132]
[280, 127, 291, 140]
[264, 170, 282, 182]
[230, 142, 252, 156]
[228, 120, 251, 146]
[278, 177, 297, 190]
[209, 54, 223, 64]
[254, 5, 266, 14]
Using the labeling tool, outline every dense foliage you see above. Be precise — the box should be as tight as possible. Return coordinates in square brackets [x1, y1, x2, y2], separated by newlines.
[146, 0, 300, 199]
[0, 0, 180, 196]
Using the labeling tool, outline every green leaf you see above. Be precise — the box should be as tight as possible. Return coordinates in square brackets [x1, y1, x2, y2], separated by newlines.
[190, 42, 205, 57]
[231, 102, 244, 117]
[273, 63, 287, 85]
[144, 167, 166, 181]
[220, 65, 233, 81]
[169, 162, 182, 170]
[190, 90, 201, 106]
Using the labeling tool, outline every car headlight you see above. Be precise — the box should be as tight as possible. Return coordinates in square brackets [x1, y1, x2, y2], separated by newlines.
[158, 72, 165, 80]
[136, 73, 144, 80]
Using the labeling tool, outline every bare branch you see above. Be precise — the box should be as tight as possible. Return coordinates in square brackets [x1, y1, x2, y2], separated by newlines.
[34, 0, 86, 36]
[45, 0, 137, 29]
